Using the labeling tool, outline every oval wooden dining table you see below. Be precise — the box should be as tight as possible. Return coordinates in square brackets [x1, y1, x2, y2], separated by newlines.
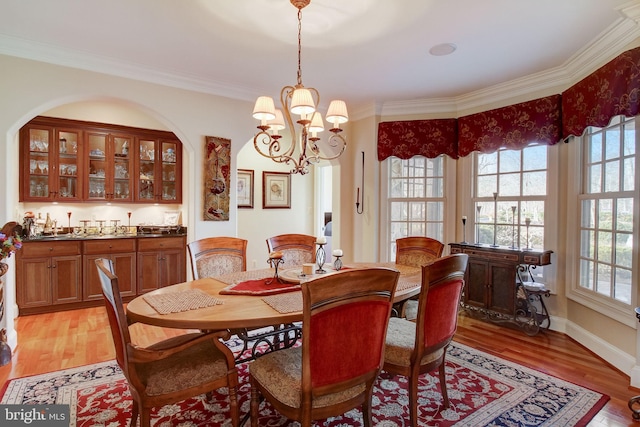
[126, 262, 422, 332]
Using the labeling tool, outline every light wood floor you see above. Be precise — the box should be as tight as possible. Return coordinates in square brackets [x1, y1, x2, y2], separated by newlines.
[0, 306, 637, 426]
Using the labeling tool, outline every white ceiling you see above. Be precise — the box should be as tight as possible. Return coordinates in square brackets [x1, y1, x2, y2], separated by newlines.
[0, 0, 638, 116]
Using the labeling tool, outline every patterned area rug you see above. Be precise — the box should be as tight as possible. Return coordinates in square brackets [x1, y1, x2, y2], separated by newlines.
[0, 341, 608, 426]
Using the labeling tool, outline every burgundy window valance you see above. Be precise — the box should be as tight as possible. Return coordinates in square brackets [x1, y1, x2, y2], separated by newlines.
[457, 94, 562, 157]
[377, 119, 458, 161]
[562, 46, 640, 139]
[377, 46, 639, 160]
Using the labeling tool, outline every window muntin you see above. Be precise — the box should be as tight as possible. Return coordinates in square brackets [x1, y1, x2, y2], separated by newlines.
[388, 156, 445, 259]
[474, 144, 548, 251]
[578, 116, 635, 305]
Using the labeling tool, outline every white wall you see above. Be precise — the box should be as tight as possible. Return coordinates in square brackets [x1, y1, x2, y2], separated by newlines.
[236, 141, 315, 270]
[0, 54, 314, 348]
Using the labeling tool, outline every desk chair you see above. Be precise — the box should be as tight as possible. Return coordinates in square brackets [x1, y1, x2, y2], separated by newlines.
[266, 233, 316, 268]
[383, 254, 468, 426]
[249, 268, 400, 427]
[188, 236, 247, 279]
[395, 236, 445, 319]
[95, 258, 240, 427]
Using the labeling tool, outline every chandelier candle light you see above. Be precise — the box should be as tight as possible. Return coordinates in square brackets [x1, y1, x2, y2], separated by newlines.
[251, 0, 348, 175]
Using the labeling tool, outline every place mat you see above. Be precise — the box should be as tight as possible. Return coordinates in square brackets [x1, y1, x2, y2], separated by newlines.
[393, 271, 421, 290]
[143, 289, 223, 315]
[220, 277, 301, 296]
[216, 268, 274, 285]
[262, 292, 303, 314]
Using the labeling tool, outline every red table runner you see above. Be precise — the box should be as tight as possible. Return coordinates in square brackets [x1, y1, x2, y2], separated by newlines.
[219, 278, 301, 296]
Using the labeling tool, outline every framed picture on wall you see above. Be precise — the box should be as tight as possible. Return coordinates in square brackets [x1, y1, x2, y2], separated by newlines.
[237, 169, 254, 208]
[263, 171, 291, 209]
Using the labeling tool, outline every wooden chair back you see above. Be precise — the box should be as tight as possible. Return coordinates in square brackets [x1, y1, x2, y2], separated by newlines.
[96, 257, 240, 427]
[266, 233, 316, 268]
[95, 258, 134, 380]
[395, 236, 444, 267]
[414, 254, 468, 355]
[299, 267, 399, 421]
[188, 237, 247, 279]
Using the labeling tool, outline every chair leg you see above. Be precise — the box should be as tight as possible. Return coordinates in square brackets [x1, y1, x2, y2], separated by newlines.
[140, 408, 151, 427]
[362, 387, 374, 427]
[438, 362, 450, 408]
[129, 400, 139, 427]
[229, 385, 239, 427]
[250, 381, 260, 427]
[408, 374, 420, 427]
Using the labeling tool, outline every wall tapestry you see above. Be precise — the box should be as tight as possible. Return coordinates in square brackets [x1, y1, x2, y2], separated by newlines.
[204, 136, 231, 221]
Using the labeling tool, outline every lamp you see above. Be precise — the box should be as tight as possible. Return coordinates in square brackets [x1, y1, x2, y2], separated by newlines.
[252, 0, 348, 175]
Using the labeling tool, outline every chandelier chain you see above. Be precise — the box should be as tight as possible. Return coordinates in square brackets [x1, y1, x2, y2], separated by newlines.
[297, 7, 303, 86]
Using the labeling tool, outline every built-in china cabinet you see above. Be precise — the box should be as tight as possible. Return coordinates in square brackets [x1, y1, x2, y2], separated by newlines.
[19, 116, 182, 204]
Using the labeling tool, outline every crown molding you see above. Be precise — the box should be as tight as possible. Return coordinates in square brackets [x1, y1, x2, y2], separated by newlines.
[381, 7, 640, 118]
[0, 35, 258, 103]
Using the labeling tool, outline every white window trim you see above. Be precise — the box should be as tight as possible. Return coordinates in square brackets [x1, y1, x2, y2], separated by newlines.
[565, 116, 639, 328]
[466, 145, 559, 294]
[378, 155, 457, 262]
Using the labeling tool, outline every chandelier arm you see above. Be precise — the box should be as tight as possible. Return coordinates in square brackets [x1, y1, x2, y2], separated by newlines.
[251, 0, 347, 175]
[312, 133, 348, 161]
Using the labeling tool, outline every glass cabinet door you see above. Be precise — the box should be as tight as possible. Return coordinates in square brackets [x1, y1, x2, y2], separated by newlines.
[112, 135, 132, 201]
[161, 140, 178, 202]
[26, 127, 53, 200]
[87, 133, 107, 200]
[138, 139, 156, 201]
[56, 129, 81, 200]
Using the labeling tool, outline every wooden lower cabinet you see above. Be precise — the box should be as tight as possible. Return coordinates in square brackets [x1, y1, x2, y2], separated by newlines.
[137, 236, 186, 294]
[83, 239, 137, 301]
[17, 241, 82, 313]
[16, 235, 185, 314]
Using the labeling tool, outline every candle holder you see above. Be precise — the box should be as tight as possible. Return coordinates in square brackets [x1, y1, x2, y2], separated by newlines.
[525, 217, 531, 249]
[475, 205, 482, 245]
[333, 255, 343, 271]
[461, 217, 467, 243]
[316, 243, 327, 274]
[491, 192, 499, 247]
[510, 205, 517, 248]
[266, 256, 285, 285]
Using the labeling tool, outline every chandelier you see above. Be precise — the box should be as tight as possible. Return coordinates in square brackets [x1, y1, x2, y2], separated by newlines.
[252, 0, 348, 175]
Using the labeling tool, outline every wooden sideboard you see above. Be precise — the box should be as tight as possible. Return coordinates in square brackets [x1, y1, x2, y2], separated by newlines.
[449, 243, 553, 335]
[16, 234, 186, 315]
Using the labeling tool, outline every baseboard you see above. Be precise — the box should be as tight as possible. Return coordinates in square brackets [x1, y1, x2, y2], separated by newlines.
[564, 319, 635, 384]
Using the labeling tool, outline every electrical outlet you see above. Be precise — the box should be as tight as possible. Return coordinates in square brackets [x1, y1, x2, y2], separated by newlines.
[252, 260, 257, 268]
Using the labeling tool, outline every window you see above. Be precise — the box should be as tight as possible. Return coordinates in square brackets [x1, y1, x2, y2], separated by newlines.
[578, 116, 636, 305]
[387, 156, 445, 260]
[473, 144, 548, 250]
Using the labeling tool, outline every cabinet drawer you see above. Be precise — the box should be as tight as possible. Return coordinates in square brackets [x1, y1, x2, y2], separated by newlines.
[83, 238, 136, 254]
[137, 236, 185, 252]
[20, 241, 81, 257]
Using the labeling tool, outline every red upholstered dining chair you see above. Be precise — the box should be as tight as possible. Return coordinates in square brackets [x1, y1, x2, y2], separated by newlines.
[187, 236, 247, 279]
[95, 258, 240, 427]
[395, 236, 445, 267]
[383, 253, 468, 427]
[395, 236, 445, 319]
[266, 233, 316, 268]
[249, 267, 400, 427]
